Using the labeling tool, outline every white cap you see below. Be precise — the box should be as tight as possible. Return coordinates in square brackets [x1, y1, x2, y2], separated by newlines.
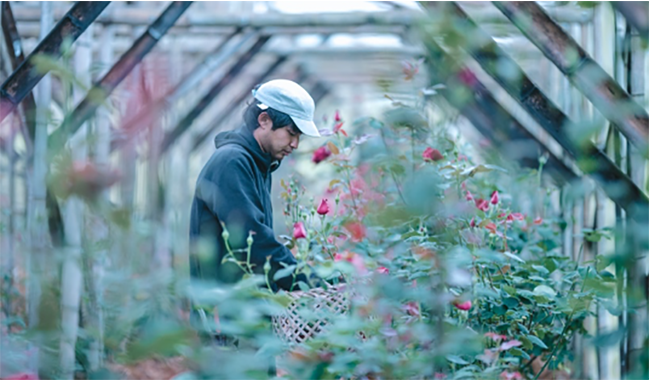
[252, 79, 320, 137]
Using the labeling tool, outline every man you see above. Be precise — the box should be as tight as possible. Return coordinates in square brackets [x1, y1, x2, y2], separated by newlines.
[189, 79, 320, 292]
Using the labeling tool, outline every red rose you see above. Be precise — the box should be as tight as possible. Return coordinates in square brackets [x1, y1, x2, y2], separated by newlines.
[422, 147, 444, 162]
[312, 146, 331, 164]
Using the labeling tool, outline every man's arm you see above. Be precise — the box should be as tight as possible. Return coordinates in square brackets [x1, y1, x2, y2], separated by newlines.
[196, 151, 306, 290]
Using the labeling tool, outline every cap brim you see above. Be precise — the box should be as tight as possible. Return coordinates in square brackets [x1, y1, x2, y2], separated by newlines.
[293, 117, 320, 137]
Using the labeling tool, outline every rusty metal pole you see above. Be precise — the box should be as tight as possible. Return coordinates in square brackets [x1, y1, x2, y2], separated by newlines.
[160, 35, 271, 153]
[0, 1, 110, 124]
[2, 1, 37, 150]
[47, 1, 192, 158]
[493, 1, 649, 156]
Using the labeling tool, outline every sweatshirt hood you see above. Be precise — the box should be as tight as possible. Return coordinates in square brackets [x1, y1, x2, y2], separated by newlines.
[214, 126, 280, 173]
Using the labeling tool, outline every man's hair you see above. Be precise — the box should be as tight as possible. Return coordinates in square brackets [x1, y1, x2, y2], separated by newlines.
[243, 99, 297, 132]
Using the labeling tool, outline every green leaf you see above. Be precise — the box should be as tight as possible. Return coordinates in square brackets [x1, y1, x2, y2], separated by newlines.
[483, 164, 508, 173]
[503, 297, 519, 308]
[592, 328, 625, 347]
[601, 299, 622, 316]
[32, 54, 90, 91]
[503, 251, 525, 263]
[519, 336, 533, 351]
[533, 285, 557, 299]
[509, 347, 530, 360]
[577, 1, 599, 9]
[526, 334, 548, 349]
[531, 264, 550, 275]
[502, 285, 516, 296]
[542, 258, 558, 273]
[446, 354, 470, 365]
[273, 264, 297, 281]
[517, 323, 529, 335]
[516, 290, 535, 300]
[369, 118, 385, 129]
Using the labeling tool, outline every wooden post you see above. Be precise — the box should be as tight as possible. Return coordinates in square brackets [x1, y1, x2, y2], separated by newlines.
[58, 22, 93, 379]
[623, 20, 649, 379]
[27, 0, 53, 331]
[83, 21, 115, 370]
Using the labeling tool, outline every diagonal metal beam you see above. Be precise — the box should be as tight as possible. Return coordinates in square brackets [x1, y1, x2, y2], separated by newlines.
[429, 2, 649, 210]
[47, 1, 192, 158]
[420, 34, 578, 186]
[432, 2, 649, 221]
[2, 1, 36, 150]
[160, 34, 271, 154]
[493, 1, 649, 156]
[612, 2, 649, 41]
[189, 54, 289, 153]
[0, 1, 110, 124]
[109, 27, 253, 153]
[310, 82, 330, 106]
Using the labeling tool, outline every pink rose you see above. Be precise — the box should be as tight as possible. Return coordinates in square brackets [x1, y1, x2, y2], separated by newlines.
[377, 266, 389, 274]
[344, 222, 366, 242]
[490, 190, 499, 205]
[4, 374, 39, 380]
[316, 199, 329, 215]
[293, 222, 307, 239]
[453, 300, 472, 311]
[475, 198, 489, 212]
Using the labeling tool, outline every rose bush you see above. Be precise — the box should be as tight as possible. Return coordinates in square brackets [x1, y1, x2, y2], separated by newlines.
[260, 84, 616, 380]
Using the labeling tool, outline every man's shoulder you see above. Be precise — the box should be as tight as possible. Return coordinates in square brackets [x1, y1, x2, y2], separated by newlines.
[202, 144, 254, 175]
[213, 143, 249, 160]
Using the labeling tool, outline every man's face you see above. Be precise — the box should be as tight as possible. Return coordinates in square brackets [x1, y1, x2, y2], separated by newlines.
[256, 113, 301, 161]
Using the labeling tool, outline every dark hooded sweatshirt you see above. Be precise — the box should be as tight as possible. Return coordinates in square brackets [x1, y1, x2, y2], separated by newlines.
[189, 125, 306, 291]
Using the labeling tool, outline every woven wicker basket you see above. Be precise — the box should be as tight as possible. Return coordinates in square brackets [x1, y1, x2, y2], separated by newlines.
[272, 284, 350, 344]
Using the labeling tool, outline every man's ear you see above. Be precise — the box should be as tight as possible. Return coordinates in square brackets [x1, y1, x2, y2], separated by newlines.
[257, 112, 272, 130]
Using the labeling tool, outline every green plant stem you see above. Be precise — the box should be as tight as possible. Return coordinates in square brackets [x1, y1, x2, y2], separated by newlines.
[475, 263, 495, 291]
[264, 268, 272, 292]
[497, 266, 513, 287]
[411, 128, 416, 173]
[379, 128, 407, 205]
[485, 268, 498, 290]
[246, 243, 252, 273]
[390, 171, 408, 205]
[343, 165, 359, 217]
[533, 267, 591, 380]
